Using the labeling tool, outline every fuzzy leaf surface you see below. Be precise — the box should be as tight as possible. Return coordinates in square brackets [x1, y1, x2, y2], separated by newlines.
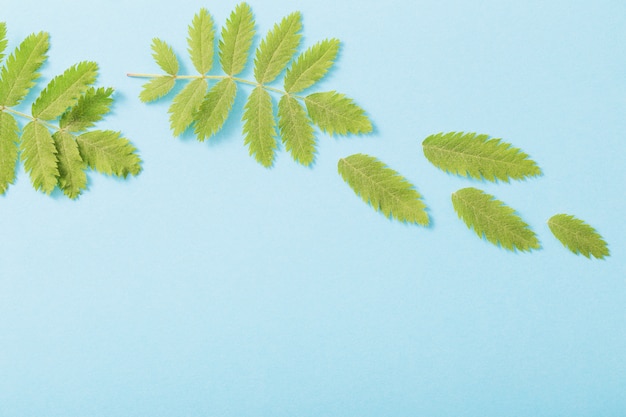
[0, 111, 19, 194]
[305, 91, 372, 135]
[77, 130, 141, 177]
[278, 95, 315, 166]
[194, 78, 237, 140]
[338, 153, 429, 225]
[151, 38, 179, 75]
[188, 8, 214, 74]
[0, 31, 49, 107]
[284, 38, 340, 93]
[423, 132, 542, 182]
[243, 86, 277, 167]
[0, 22, 7, 64]
[219, 3, 255, 76]
[168, 78, 207, 136]
[254, 12, 302, 84]
[139, 76, 175, 103]
[452, 187, 540, 252]
[53, 131, 87, 199]
[548, 214, 609, 259]
[32, 61, 98, 120]
[20, 121, 58, 194]
[60, 87, 114, 132]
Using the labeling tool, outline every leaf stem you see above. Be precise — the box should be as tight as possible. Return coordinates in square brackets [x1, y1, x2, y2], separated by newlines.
[1, 106, 59, 131]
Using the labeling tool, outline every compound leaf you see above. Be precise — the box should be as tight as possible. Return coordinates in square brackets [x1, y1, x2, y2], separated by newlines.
[0, 22, 7, 64]
[278, 94, 315, 166]
[338, 153, 429, 225]
[243, 85, 277, 167]
[20, 121, 59, 194]
[284, 38, 340, 94]
[423, 131, 542, 182]
[451, 187, 540, 252]
[254, 11, 302, 84]
[60, 87, 114, 133]
[77, 130, 142, 177]
[0, 111, 19, 194]
[0, 31, 49, 107]
[548, 214, 609, 259]
[139, 76, 175, 103]
[219, 2, 255, 76]
[194, 77, 237, 140]
[53, 131, 87, 199]
[32, 61, 98, 120]
[305, 91, 372, 135]
[151, 38, 179, 75]
[169, 78, 207, 136]
[188, 8, 214, 74]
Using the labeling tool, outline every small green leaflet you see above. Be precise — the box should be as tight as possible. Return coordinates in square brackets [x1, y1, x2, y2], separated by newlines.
[140, 76, 176, 103]
[0, 31, 49, 107]
[278, 95, 315, 166]
[219, 3, 255, 76]
[168, 78, 207, 136]
[60, 87, 114, 133]
[151, 38, 179, 76]
[338, 153, 429, 225]
[305, 91, 373, 135]
[0, 22, 8, 62]
[20, 121, 59, 194]
[243, 86, 277, 167]
[548, 214, 609, 259]
[451, 187, 540, 252]
[54, 131, 87, 198]
[194, 78, 237, 141]
[423, 132, 542, 182]
[77, 130, 142, 178]
[254, 12, 302, 84]
[188, 8, 214, 75]
[284, 38, 340, 94]
[0, 112, 19, 193]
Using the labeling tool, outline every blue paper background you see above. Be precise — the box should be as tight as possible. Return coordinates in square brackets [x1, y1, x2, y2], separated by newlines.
[1, 0, 625, 416]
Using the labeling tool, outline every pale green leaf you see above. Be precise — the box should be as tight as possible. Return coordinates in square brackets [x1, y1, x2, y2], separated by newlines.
[242, 85, 277, 167]
[0, 31, 49, 107]
[188, 8, 214, 74]
[305, 91, 372, 135]
[219, 3, 255, 76]
[338, 153, 429, 225]
[278, 95, 315, 166]
[194, 78, 237, 141]
[20, 121, 58, 194]
[423, 131, 542, 182]
[0, 111, 19, 194]
[548, 214, 609, 259]
[0, 22, 7, 64]
[451, 187, 540, 252]
[139, 76, 175, 103]
[32, 61, 98, 120]
[53, 131, 87, 199]
[77, 130, 142, 177]
[284, 38, 340, 93]
[60, 87, 114, 133]
[254, 11, 302, 84]
[168, 78, 207, 136]
[151, 38, 179, 75]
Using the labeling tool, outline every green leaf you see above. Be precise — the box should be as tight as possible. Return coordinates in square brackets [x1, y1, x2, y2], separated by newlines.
[548, 214, 609, 259]
[0, 111, 19, 194]
[451, 187, 540, 252]
[20, 121, 59, 194]
[219, 2, 255, 76]
[0, 31, 49, 107]
[338, 153, 429, 225]
[168, 78, 207, 136]
[284, 38, 340, 93]
[194, 78, 237, 141]
[188, 8, 214, 74]
[31, 61, 98, 120]
[77, 130, 142, 178]
[242, 86, 277, 167]
[422, 132, 542, 182]
[305, 91, 372, 135]
[0, 22, 8, 64]
[139, 76, 175, 103]
[151, 38, 179, 75]
[278, 95, 315, 166]
[53, 131, 87, 199]
[60, 87, 114, 133]
[254, 11, 302, 84]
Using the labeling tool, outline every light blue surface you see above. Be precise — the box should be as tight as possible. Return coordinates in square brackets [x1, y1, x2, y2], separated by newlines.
[1, 0, 625, 416]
